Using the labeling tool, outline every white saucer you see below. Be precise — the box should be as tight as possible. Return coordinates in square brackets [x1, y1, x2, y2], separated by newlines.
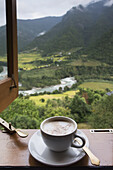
[28, 129, 89, 167]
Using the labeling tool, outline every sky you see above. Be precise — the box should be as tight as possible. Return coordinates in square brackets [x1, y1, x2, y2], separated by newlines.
[16, 0, 98, 19]
[0, 0, 6, 26]
[0, 0, 113, 26]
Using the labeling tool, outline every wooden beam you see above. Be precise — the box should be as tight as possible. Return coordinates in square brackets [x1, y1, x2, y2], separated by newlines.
[0, 0, 18, 113]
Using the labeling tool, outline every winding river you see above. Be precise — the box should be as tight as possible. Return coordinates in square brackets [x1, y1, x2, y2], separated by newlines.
[0, 66, 77, 96]
[19, 77, 77, 96]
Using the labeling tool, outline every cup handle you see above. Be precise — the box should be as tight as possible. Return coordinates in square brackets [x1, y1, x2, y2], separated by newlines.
[71, 134, 86, 148]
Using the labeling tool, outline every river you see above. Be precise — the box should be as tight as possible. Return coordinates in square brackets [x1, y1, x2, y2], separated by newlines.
[0, 66, 7, 80]
[0, 66, 77, 96]
[19, 77, 77, 96]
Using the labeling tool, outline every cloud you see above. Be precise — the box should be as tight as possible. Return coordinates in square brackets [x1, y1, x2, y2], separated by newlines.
[0, 0, 6, 26]
[17, 0, 95, 20]
[0, 0, 103, 26]
[17, 0, 75, 19]
[104, 0, 113, 6]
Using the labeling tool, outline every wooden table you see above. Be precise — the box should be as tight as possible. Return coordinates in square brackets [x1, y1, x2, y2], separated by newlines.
[0, 129, 112, 167]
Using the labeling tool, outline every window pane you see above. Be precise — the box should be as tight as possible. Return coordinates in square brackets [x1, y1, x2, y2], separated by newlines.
[1, 0, 112, 130]
[0, 0, 7, 80]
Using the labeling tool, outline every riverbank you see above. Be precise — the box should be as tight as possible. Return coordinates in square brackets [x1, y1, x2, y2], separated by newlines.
[19, 77, 77, 96]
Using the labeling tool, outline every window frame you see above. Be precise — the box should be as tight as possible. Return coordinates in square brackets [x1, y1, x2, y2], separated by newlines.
[0, 0, 18, 113]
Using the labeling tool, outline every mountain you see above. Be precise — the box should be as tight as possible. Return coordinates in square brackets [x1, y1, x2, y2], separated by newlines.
[85, 0, 113, 46]
[25, 0, 113, 55]
[88, 28, 113, 64]
[17, 17, 62, 51]
[0, 16, 62, 55]
[0, 26, 6, 56]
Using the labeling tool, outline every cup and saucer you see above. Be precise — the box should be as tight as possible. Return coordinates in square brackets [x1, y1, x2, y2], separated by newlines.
[28, 116, 89, 167]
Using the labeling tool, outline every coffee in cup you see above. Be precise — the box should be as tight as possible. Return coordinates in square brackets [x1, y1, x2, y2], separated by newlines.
[40, 116, 85, 152]
[42, 118, 75, 135]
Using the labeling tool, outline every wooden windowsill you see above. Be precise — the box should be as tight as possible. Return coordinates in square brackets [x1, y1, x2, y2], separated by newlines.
[0, 129, 112, 167]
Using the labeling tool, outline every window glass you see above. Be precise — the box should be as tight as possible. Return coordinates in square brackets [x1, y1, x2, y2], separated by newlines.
[0, 0, 7, 80]
[1, 0, 113, 130]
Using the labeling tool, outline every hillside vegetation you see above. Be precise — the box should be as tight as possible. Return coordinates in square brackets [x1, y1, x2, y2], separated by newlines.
[87, 28, 113, 64]
[1, 88, 113, 129]
[25, 0, 113, 59]
[0, 16, 62, 55]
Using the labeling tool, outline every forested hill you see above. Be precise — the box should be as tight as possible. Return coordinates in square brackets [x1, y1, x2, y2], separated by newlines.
[17, 17, 62, 51]
[0, 16, 62, 55]
[25, 0, 113, 56]
[87, 28, 113, 64]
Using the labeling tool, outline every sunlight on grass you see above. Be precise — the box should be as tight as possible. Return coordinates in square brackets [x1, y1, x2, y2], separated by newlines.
[29, 90, 78, 106]
[0, 56, 7, 62]
[63, 90, 79, 96]
[18, 52, 68, 70]
[18, 53, 41, 70]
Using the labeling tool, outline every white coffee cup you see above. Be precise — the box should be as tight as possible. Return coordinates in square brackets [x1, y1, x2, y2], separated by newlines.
[40, 116, 85, 152]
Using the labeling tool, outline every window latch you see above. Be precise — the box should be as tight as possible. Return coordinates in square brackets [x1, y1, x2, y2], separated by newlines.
[10, 74, 17, 90]
[0, 117, 28, 138]
[0, 117, 15, 134]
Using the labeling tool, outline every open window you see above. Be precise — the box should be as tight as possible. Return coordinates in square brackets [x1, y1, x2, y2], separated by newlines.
[0, 0, 18, 113]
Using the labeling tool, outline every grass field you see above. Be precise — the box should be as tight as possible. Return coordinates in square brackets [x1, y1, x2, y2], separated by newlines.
[0, 56, 6, 62]
[0, 52, 109, 72]
[30, 90, 79, 106]
[0, 51, 104, 70]
[79, 81, 113, 91]
[0, 53, 67, 70]
[18, 53, 41, 70]
[67, 59, 103, 67]
[18, 53, 68, 70]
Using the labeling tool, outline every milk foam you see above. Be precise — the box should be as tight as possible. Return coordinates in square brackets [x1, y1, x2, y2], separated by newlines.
[43, 120, 75, 135]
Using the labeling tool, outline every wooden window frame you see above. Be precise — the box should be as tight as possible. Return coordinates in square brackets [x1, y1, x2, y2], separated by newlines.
[0, 0, 18, 113]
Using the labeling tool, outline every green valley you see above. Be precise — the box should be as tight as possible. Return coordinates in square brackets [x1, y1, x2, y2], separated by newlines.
[18, 48, 113, 90]
[0, 0, 113, 130]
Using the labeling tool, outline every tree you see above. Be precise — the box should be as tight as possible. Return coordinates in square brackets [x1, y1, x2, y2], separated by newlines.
[105, 88, 111, 92]
[69, 95, 91, 123]
[64, 86, 70, 92]
[11, 114, 39, 129]
[40, 98, 45, 103]
[43, 107, 71, 119]
[1, 97, 40, 128]
[59, 87, 63, 93]
[88, 95, 113, 128]
[52, 90, 59, 94]
[78, 87, 84, 95]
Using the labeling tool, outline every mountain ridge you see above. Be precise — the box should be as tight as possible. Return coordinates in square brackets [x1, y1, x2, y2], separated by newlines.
[0, 16, 62, 55]
[25, 0, 113, 56]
